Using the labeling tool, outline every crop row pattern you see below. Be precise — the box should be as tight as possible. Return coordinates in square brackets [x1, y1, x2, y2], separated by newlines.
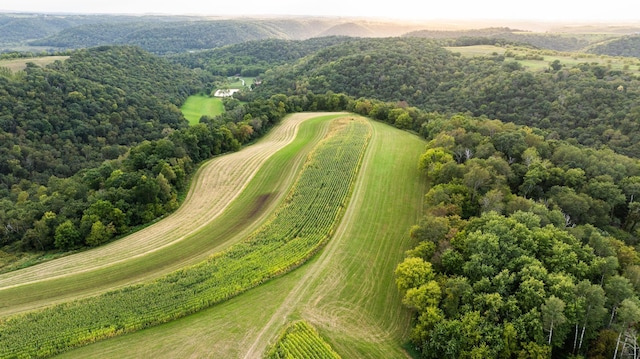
[0, 117, 371, 358]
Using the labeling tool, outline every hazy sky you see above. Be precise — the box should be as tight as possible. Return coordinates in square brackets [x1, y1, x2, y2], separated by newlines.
[1, 0, 639, 22]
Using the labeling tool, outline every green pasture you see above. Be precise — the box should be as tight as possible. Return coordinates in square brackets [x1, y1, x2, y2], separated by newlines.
[447, 45, 640, 74]
[228, 76, 255, 88]
[0, 114, 337, 317]
[180, 94, 225, 125]
[56, 116, 428, 358]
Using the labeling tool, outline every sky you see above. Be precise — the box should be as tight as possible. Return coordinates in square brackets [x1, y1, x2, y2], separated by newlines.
[1, 0, 639, 22]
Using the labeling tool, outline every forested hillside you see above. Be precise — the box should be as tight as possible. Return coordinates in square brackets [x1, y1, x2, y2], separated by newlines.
[0, 13, 198, 49]
[403, 27, 612, 52]
[396, 113, 640, 358]
[0, 46, 193, 252]
[168, 37, 351, 77]
[587, 35, 640, 58]
[0, 45, 294, 256]
[0, 14, 95, 47]
[251, 37, 640, 157]
[22, 18, 428, 55]
[29, 21, 293, 54]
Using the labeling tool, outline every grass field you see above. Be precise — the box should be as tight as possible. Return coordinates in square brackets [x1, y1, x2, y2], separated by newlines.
[54, 116, 427, 358]
[0, 113, 340, 317]
[446, 45, 640, 74]
[180, 94, 225, 125]
[0, 56, 69, 72]
[228, 77, 255, 88]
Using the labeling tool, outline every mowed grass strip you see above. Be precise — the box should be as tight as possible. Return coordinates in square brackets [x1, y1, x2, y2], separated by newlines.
[0, 116, 371, 359]
[293, 119, 428, 358]
[266, 321, 341, 359]
[55, 118, 426, 359]
[180, 94, 225, 125]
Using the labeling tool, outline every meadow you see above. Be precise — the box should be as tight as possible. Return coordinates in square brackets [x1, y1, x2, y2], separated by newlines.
[228, 76, 255, 88]
[53, 116, 428, 358]
[179, 94, 225, 125]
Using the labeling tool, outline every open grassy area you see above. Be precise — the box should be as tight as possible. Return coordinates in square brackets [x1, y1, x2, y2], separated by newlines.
[55, 116, 427, 358]
[0, 56, 69, 72]
[180, 94, 225, 125]
[228, 76, 255, 88]
[446, 45, 640, 74]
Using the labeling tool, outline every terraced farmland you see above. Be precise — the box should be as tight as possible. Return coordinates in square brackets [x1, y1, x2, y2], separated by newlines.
[0, 114, 375, 358]
[0, 114, 425, 358]
[0, 113, 339, 317]
[54, 117, 427, 358]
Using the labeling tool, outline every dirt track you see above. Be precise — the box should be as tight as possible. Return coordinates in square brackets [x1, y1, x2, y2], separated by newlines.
[0, 113, 330, 295]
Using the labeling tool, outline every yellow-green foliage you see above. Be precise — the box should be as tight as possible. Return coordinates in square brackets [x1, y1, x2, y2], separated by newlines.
[266, 321, 341, 359]
[0, 117, 370, 358]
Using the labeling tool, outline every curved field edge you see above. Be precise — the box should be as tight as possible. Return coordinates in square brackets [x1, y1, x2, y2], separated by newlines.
[0, 113, 339, 317]
[0, 115, 371, 359]
[265, 321, 341, 359]
[55, 118, 427, 359]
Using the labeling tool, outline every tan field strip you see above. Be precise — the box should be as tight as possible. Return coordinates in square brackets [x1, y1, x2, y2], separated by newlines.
[0, 56, 70, 72]
[0, 112, 336, 316]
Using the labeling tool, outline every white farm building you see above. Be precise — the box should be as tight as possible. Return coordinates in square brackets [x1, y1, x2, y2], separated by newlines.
[213, 89, 240, 97]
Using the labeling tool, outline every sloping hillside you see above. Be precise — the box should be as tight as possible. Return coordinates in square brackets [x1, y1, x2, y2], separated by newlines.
[587, 35, 640, 57]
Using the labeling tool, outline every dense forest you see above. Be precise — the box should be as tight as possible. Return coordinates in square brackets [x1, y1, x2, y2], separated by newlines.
[168, 37, 352, 77]
[587, 35, 640, 58]
[29, 21, 294, 55]
[0, 13, 198, 48]
[0, 46, 196, 250]
[395, 113, 640, 358]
